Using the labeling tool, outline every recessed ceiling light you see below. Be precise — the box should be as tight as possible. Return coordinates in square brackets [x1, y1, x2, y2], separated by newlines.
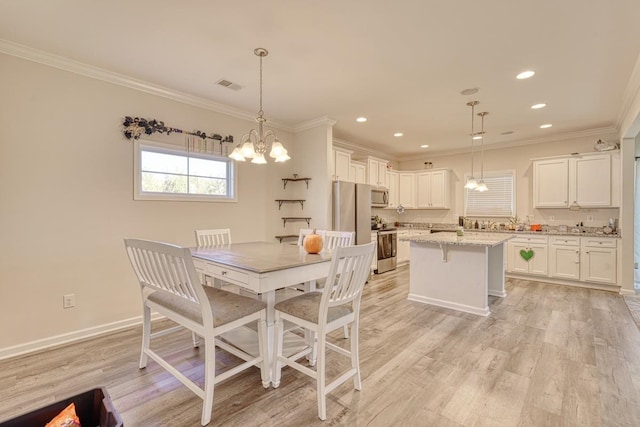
[394, 132, 403, 137]
[420, 145, 429, 148]
[531, 103, 546, 109]
[460, 88, 479, 95]
[516, 70, 535, 79]
[356, 117, 367, 123]
[540, 124, 552, 129]
[472, 135, 483, 140]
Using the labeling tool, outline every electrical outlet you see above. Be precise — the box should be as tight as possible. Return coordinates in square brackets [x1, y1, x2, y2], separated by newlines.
[586, 215, 594, 222]
[63, 294, 75, 309]
[549, 215, 555, 221]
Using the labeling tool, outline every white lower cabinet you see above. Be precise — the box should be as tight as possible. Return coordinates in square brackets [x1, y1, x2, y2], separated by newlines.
[580, 238, 617, 284]
[507, 236, 548, 276]
[549, 236, 581, 280]
[511, 234, 618, 287]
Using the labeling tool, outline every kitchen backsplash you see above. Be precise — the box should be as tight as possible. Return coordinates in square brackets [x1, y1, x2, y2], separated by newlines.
[372, 207, 619, 229]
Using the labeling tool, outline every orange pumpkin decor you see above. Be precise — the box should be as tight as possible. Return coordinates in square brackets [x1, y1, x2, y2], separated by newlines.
[303, 229, 323, 254]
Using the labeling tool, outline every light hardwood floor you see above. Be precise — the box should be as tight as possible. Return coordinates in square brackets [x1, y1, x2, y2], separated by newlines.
[2, 265, 640, 426]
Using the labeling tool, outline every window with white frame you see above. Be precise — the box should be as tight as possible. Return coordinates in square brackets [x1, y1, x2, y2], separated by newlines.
[134, 139, 236, 201]
[464, 170, 515, 217]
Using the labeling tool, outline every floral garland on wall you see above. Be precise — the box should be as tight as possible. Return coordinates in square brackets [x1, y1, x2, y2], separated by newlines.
[122, 116, 235, 156]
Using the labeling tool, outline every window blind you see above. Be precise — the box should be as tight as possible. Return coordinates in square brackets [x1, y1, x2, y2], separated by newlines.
[464, 171, 514, 217]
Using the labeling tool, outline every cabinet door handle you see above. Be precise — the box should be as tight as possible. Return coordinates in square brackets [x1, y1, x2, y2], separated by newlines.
[221, 270, 228, 276]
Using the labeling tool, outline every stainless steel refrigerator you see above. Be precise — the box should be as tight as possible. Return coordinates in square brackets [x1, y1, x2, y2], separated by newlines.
[332, 181, 372, 245]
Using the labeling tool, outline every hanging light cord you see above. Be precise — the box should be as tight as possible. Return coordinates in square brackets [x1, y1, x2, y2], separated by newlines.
[258, 51, 264, 118]
[479, 112, 486, 180]
[470, 103, 475, 175]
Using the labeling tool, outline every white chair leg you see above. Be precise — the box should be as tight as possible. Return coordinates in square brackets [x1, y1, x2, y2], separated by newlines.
[139, 305, 151, 369]
[316, 333, 327, 420]
[350, 321, 362, 390]
[192, 332, 201, 348]
[258, 314, 270, 388]
[309, 330, 318, 367]
[343, 325, 349, 339]
[201, 335, 216, 426]
[272, 314, 284, 388]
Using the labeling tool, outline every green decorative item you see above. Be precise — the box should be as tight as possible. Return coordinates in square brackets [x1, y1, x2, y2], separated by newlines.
[520, 249, 534, 261]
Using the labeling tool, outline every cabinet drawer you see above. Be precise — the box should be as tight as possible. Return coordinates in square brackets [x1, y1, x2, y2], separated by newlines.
[193, 259, 207, 273]
[205, 264, 249, 284]
[511, 235, 548, 245]
[550, 236, 580, 246]
[582, 238, 617, 248]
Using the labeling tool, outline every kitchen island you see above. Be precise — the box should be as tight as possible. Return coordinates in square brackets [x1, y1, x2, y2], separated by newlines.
[402, 232, 513, 316]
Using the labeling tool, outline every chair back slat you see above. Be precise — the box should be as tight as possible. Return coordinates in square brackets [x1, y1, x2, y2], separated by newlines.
[125, 239, 203, 305]
[322, 242, 375, 310]
[298, 229, 354, 252]
[195, 228, 232, 248]
[323, 230, 355, 252]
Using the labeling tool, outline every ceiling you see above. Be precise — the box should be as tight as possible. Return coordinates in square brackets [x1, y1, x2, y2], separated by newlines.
[2, 1, 640, 159]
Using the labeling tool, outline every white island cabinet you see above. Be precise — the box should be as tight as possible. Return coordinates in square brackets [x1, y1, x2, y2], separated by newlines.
[403, 233, 512, 316]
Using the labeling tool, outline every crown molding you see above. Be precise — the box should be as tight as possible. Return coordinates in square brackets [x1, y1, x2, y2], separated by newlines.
[332, 138, 398, 161]
[0, 39, 296, 132]
[293, 116, 337, 132]
[395, 126, 619, 162]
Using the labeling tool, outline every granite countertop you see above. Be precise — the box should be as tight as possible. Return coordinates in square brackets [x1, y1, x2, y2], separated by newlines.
[400, 232, 513, 247]
[397, 226, 621, 239]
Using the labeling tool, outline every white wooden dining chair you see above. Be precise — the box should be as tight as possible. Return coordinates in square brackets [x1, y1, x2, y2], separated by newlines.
[124, 238, 268, 426]
[272, 242, 376, 420]
[195, 228, 232, 288]
[323, 230, 355, 252]
[195, 228, 232, 248]
[320, 230, 355, 338]
[296, 229, 355, 338]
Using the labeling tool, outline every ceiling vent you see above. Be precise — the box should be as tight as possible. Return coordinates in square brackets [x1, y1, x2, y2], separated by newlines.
[216, 79, 243, 91]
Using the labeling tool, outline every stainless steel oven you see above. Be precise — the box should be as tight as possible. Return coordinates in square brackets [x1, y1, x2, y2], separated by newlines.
[375, 229, 397, 274]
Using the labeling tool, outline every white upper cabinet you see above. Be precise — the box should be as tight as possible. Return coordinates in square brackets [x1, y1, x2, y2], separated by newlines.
[533, 153, 619, 208]
[398, 172, 416, 208]
[573, 155, 611, 207]
[332, 148, 353, 182]
[362, 157, 389, 188]
[533, 158, 569, 207]
[387, 171, 399, 208]
[350, 161, 367, 184]
[416, 170, 450, 209]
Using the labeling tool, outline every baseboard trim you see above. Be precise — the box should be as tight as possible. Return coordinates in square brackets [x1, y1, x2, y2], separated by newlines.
[0, 313, 164, 361]
[407, 293, 490, 316]
[506, 273, 620, 293]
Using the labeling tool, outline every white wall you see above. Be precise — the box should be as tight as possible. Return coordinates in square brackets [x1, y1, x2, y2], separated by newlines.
[289, 124, 333, 231]
[0, 53, 293, 354]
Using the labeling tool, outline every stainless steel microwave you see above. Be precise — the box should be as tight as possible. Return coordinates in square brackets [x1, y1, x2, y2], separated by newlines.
[371, 188, 389, 207]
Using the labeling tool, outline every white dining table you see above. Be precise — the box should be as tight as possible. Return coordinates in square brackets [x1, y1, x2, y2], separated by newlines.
[190, 242, 333, 383]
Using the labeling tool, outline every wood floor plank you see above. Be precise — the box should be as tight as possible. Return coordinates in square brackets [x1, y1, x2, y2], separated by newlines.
[1, 267, 640, 426]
